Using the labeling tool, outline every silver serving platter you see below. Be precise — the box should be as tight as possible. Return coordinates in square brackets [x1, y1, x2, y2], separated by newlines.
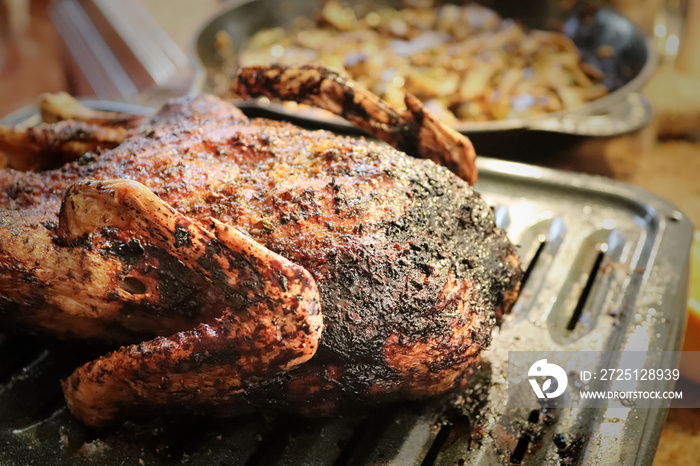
[190, 0, 656, 138]
[0, 102, 692, 465]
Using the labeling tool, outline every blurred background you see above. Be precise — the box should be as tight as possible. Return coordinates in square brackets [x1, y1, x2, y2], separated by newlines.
[0, 0, 698, 464]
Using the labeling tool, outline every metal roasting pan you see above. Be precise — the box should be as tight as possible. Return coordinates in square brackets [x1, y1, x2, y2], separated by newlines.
[0, 103, 693, 465]
[190, 0, 656, 140]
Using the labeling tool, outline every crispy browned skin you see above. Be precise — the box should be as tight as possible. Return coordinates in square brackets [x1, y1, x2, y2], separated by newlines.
[0, 122, 127, 171]
[56, 180, 322, 427]
[0, 89, 520, 426]
[39, 92, 145, 128]
[235, 64, 478, 184]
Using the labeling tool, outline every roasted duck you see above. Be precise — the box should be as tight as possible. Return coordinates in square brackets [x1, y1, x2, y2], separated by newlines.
[0, 65, 521, 428]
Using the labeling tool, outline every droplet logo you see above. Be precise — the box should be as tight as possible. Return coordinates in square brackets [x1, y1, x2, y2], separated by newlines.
[528, 359, 568, 399]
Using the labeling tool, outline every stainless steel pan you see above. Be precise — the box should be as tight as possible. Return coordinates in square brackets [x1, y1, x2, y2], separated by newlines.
[190, 0, 656, 138]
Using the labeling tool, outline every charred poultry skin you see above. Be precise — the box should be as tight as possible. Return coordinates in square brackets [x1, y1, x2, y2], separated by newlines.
[0, 65, 521, 428]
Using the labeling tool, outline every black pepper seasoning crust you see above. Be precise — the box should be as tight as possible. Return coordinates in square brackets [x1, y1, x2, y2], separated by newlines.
[0, 94, 521, 421]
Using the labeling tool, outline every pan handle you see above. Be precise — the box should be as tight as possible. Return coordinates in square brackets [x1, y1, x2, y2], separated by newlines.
[525, 92, 653, 137]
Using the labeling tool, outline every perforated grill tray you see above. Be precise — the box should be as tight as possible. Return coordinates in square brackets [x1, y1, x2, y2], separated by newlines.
[0, 107, 692, 465]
